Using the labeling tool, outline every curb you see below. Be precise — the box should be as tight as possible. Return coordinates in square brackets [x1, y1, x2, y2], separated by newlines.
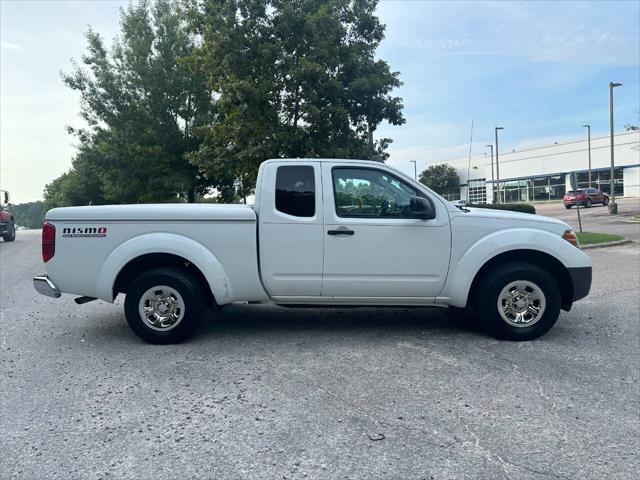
[581, 238, 633, 250]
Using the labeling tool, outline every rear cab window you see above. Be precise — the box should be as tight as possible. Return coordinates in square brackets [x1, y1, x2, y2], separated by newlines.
[275, 166, 315, 217]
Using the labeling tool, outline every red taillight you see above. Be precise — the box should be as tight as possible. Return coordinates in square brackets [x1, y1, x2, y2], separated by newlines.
[0, 211, 7, 222]
[42, 223, 55, 263]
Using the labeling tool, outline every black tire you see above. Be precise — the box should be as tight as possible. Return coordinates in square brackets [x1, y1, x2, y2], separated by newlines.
[124, 267, 206, 344]
[2, 222, 15, 242]
[564, 204, 572, 209]
[603, 197, 609, 206]
[474, 261, 561, 341]
[585, 198, 592, 208]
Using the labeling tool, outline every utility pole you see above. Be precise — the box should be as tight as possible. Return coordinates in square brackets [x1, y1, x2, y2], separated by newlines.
[609, 82, 622, 214]
[410, 161, 417, 180]
[495, 127, 504, 203]
[582, 124, 592, 187]
[486, 144, 495, 203]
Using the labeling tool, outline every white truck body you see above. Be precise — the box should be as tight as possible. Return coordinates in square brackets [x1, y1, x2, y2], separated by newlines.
[35, 159, 592, 342]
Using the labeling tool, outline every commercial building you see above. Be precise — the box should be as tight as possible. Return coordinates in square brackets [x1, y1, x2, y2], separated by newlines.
[440, 130, 639, 203]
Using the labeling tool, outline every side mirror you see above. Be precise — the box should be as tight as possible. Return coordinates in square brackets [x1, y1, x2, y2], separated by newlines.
[409, 196, 434, 219]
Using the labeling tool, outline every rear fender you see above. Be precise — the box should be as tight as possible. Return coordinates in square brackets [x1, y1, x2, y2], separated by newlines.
[95, 233, 232, 304]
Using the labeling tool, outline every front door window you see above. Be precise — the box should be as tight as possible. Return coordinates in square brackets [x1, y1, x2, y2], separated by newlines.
[332, 168, 419, 218]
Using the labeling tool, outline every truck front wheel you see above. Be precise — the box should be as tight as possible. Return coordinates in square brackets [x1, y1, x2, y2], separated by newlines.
[124, 267, 205, 344]
[474, 262, 561, 341]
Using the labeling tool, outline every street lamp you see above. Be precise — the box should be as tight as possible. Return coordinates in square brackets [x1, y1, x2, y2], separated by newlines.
[410, 160, 417, 180]
[582, 124, 591, 187]
[486, 144, 495, 203]
[495, 127, 504, 203]
[608, 82, 622, 214]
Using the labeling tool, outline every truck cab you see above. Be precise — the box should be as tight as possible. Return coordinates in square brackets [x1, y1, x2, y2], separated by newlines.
[255, 159, 451, 302]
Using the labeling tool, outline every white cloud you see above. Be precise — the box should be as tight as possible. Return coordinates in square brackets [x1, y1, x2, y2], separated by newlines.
[1, 41, 22, 51]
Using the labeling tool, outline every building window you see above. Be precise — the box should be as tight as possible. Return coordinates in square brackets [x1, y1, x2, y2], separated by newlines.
[594, 168, 624, 196]
[439, 190, 460, 201]
[467, 178, 486, 203]
[497, 175, 566, 203]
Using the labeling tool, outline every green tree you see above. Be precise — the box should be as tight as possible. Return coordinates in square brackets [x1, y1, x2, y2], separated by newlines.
[188, 0, 404, 201]
[11, 201, 46, 229]
[418, 163, 460, 195]
[43, 157, 105, 210]
[60, 0, 214, 204]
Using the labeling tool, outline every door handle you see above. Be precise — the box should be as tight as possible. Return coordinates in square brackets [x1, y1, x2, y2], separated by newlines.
[327, 228, 354, 236]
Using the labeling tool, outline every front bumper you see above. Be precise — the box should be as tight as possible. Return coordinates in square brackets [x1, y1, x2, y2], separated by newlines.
[568, 267, 592, 302]
[33, 275, 61, 298]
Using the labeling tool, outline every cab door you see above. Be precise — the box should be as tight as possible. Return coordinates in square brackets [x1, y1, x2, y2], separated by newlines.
[258, 162, 324, 297]
[321, 163, 451, 299]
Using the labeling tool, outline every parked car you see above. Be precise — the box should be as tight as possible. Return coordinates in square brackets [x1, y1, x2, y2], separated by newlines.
[0, 190, 15, 242]
[33, 158, 592, 344]
[563, 187, 609, 209]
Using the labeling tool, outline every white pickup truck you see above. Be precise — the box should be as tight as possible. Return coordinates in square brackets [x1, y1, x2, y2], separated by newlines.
[34, 159, 592, 344]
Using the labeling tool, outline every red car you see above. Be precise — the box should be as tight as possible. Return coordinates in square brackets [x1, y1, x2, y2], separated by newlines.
[563, 187, 609, 209]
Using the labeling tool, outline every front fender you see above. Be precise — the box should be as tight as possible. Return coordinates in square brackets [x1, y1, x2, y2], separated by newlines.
[440, 228, 592, 308]
[95, 232, 232, 304]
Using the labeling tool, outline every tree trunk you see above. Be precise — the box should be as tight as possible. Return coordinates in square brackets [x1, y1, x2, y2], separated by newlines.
[187, 186, 195, 203]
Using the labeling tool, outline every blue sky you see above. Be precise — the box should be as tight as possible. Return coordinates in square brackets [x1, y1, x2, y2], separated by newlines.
[1, 0, 639, 202]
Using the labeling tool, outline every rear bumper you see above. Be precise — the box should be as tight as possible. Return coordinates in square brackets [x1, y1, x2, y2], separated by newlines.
[568, 267, 592, 302]
[33, 275, 61, 298]
[0, 221, 10, 234]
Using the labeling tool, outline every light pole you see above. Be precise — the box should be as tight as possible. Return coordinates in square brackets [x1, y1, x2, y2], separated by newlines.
[495, 127, 504, 203]
[486, 144, 495, 203]
[609, 82, 622, 214]
[410, 160, 417, 180]
[582, 124, 591, 187]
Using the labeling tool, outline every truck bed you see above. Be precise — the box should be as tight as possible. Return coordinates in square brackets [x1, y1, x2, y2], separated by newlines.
[44, 203, 267, 304]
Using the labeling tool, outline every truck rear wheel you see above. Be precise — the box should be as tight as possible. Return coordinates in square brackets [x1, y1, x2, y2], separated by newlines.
[474, 261, 561, 341]
[124, 267, 205, 344]
[2, 222, 15, 242]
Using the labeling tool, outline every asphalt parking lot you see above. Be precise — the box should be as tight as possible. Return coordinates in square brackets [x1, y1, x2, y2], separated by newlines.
[1, 230, 639, 480]
[535, 197, 640, 242]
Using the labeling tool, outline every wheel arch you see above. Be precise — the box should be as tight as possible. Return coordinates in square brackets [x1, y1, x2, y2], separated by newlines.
[95, 232, 233, 305]
[113, 253, 217, 307]
[468, 249, 574, 311]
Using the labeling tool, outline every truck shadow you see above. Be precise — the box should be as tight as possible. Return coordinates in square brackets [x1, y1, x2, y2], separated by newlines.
[195, 304, 485, 340]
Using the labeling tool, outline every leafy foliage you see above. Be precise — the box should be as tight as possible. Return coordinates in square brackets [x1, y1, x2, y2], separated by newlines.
[10, 202, 46, 229]
[418, 163, 460, 195]
[43, 157, 105, 210]
[468, 203, 536, 214]
[53, 0, 214, 206]
[188, 0, 404, 201]
[46, 0, 404, 205]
